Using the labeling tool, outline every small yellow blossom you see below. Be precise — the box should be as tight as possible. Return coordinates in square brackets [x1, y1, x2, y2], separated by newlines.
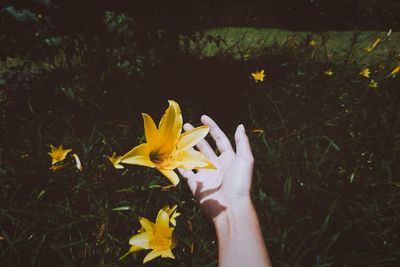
[388, 65, 400, 77]
[251, 70, 265, 82]
[364, 38, 381, 52]
[127, 208, 177, 263]
[72, 153, 83, 171]
[117, 100, 215, 186]
[324, 69, 334, 76]
[309, 39, 317, 46]
[252, 129, 264, 134]
[359, 67, 371, 78]
[48, 145, 72, 165]
[162, 205, 181, 226]
[107, 152, 124, 169]
[369, 80, 378, 88]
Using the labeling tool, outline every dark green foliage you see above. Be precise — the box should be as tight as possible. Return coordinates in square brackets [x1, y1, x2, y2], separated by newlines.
[1, 1, 400, 266]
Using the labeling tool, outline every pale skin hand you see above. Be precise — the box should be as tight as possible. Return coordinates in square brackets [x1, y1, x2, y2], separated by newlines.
[178, 115, 272, 267]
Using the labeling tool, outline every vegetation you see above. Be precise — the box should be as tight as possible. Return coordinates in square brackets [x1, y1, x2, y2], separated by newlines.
[1, 1, 400, 266]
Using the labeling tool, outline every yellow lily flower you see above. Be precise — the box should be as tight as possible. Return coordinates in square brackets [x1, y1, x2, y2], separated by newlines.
[128, 208, 177, 263]
[324, 69, 334, 76]
[251, 70, 265, 82]
[388, 65, 400, 77]
[118, 100, 215, 186]
[107, 152, 124, 169]
[369, 80, 378, 88]
[364, 37, 381, 52]
[162, 205, 181, 226]
[359, 67, 371, 78]
[48, 145, 72, 165]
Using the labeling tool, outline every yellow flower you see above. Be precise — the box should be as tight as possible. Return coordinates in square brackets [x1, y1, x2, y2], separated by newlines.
[359, 67, 371, 78]
[324, 69, 334, 76]
[118, 100, 215, 186]
[388, 65, 400, 77]
[162, 205, 181, 226]
[128, 208, 177, 263]
[48, 145, 72, 165]
[369, 80, 378, 88]
[107, 152, 124, 169]
[251, 70, 265, 82]
[364, 37, 381, 52]
[309, 39, 317, 46]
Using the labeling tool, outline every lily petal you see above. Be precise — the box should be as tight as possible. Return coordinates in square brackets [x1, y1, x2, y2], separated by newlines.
[161, 249, 175, 259]
[156, 209, 170, 229]
[143, 249, 162, 263]
[158, 169, 180, 186]
[107, 153, 124, 169]
[176, 148, 216, 170]
[157, 100, 182, 156]
[142, 113, 159, 151]
[139, 217, 155, 233]
[120, 144, 155, 168]
[177, 126, 209, 151]
[129, 245, 143, 253]
[129, 232, 152, 249]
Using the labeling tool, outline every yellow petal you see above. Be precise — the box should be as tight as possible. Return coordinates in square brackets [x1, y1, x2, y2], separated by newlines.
[156, 209, 170, 229]
[120, 144, 155, 167]
[143, 249, 162, 263]
[107, 153, 124, 169]
[142, 113, 159, 150]
[129, 232, 152, 249]
[389, 65, 400, 77]
[177, 126, 209, 151]
[129, 245, 143, 253]
[156, 100, 182, 156]
[175, 149, 215, 170]
[157, 169, 180, 186]
[49, 164, 66, 171]
[161, 249, 175, 259]
[139, 217, 155, 233]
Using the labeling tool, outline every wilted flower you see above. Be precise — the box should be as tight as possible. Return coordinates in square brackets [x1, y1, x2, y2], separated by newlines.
[49, 165, 66, 172]
[359, 67, 371, 78]
[117, 100, 214, 186]
[251, 70, 265, 82]
[72, 153, 83, 171]
[48, 145, 72, 165]
[127, 208, 177, 263]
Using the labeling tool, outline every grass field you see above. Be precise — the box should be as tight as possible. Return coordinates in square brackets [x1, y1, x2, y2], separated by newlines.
[1, 27, 400, 266]
[182, 27, 400, 65]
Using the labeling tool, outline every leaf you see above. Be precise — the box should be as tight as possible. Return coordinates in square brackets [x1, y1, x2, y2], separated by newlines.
[112, 206, 130, 211]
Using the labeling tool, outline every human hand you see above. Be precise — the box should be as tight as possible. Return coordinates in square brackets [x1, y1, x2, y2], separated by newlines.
[178, 115, 254, 221]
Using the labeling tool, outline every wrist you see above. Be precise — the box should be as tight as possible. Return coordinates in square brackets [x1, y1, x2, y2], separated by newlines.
[213, 196, 253, 229]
